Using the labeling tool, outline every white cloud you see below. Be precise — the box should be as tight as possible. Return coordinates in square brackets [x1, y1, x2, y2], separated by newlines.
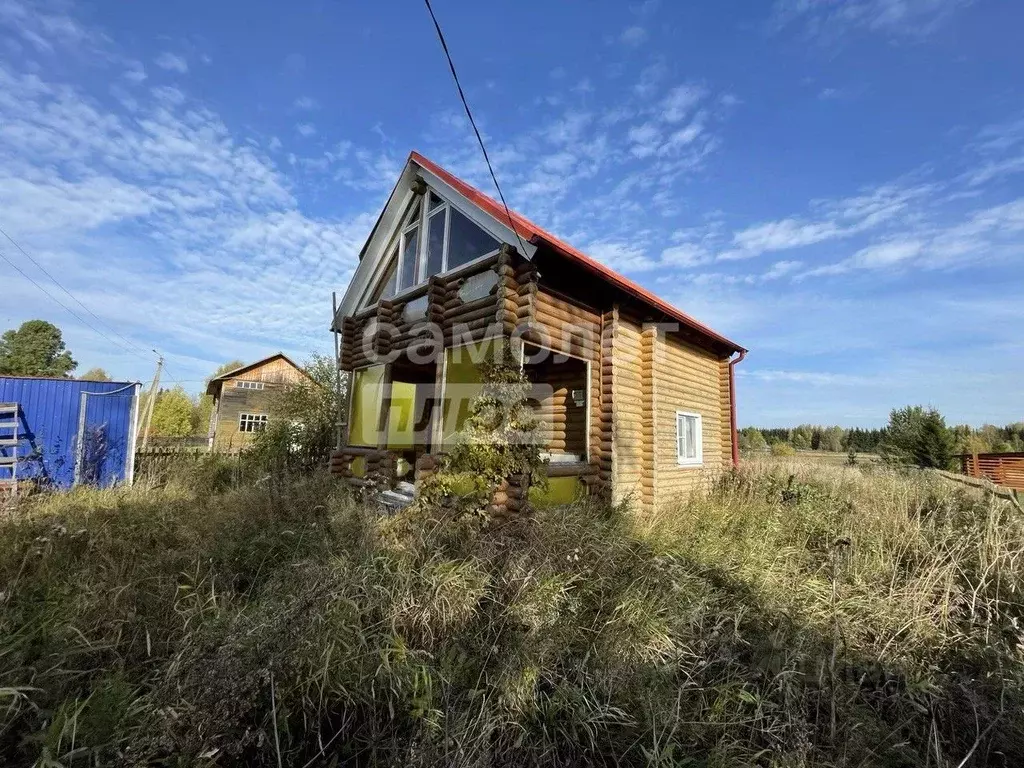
[963, 117, 1024, 186]
[799, 199, 1024, 278]
[762, 260, 802, 279]
[724, 182, 930, 260]
[661, 84, 705, 122]
[769, 0, 971, 40]
[0, 53, 376, 385]
[586, 242, 657, 272]
[123, 61, 147, 83]
[154, 51, 188, 73]
[0, 0, 98, 53]
[294, 96, 319, 110]
[742, 369, 874, 387]
[661, 243, 711, 267]
[296, 122, 316, 137]
[621, 25, 648, 46]
[627, 122, 661, 158]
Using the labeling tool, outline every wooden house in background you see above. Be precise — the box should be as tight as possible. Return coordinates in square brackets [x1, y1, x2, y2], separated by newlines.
[205, 353, 308, 452]
[330, 152, 747, 514]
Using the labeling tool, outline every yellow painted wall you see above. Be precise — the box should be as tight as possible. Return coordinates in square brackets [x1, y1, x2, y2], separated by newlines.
[529, 476, 584, 507]
[441, 338, 502, 448]
[349, 365, 384, 447]
[350, 366, 427, 449]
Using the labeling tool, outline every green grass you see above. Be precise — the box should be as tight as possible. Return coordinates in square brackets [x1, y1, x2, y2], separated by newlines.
[1, 457, 1022, 766]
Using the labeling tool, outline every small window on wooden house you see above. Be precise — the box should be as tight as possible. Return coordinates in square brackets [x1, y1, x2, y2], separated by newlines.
[239, 413, 268, 433]
[676, 412, 703, 466]
[235, 380, 265, 390]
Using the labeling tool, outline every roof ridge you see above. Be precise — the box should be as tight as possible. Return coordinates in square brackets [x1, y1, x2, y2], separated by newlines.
[408, 150, 745, 354]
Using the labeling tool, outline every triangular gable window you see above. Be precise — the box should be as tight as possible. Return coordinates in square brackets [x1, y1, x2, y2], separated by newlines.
[361, 187, 502, 308]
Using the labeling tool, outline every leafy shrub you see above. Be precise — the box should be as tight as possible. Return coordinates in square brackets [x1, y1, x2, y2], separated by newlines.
[247, 354, 344, 476]
[771, 441, 796, 456]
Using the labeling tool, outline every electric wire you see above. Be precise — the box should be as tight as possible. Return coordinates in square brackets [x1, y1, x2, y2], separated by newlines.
[0, 245, 147, 361]
[422, 0, 530, 258]
[0, 223, 151, 357]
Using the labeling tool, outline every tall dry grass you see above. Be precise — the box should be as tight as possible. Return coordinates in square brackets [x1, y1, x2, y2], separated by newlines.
[1, 457, 1021, 766]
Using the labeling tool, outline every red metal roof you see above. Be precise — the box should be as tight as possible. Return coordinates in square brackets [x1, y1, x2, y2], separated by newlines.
[410, 151, 745, 354]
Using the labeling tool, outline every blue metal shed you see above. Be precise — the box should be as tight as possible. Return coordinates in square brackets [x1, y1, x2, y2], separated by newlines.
[0, 376, 141, 490]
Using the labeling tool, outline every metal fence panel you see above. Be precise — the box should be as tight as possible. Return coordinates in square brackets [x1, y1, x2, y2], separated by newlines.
[0, 376, 140, 489]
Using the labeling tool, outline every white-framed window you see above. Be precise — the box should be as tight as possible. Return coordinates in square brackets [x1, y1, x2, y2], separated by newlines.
[235, 380, 265, 390]
[676, 411, 703, 466]
[363, 188, 502, 306]
[238, 413, 268, 433]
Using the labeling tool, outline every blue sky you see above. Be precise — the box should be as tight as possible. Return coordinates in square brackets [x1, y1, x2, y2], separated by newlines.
[1, 0, 1021, 427]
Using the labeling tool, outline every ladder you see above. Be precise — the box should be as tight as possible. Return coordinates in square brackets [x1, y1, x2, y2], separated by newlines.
[0, 402, 19, 498]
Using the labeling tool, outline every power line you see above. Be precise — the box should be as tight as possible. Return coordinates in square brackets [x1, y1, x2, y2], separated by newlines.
[0, 223, 150, 357]
[422, 0, 529, 258]
[0, 245, 148, 361]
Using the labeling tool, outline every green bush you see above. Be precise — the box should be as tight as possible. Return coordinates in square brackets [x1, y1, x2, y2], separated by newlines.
[247, 354, 345, 476]
[1, 460, 1022, 765]
[771, 441, 796, 456]
[880, 405, 957, 469]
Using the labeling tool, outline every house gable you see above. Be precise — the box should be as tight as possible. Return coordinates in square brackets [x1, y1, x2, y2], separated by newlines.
[205, 353, 308, 397]
[336, 157, 537, 323]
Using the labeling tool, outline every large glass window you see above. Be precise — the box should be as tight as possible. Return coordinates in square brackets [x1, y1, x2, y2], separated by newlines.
[447, 208, 501, 271]
[362, 188, 505, 307]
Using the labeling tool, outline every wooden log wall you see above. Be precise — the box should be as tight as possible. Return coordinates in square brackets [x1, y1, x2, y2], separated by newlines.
[335, 247, 638, 500]
[611, 312, 647, 506]
[521, 283, 606, 495]
[596, 310, 616, 494]
[640, 324, 658, 511]
[528, 363, 588, 456]
[488, 472, 532, 526]
[328, 446, 396, 488]
[653, 334, 728, 499]
[719, 359, 733, 470]
[338, 251, 508, 372]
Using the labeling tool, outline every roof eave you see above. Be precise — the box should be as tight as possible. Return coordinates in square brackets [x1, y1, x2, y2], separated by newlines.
[530, 234, 746, 355]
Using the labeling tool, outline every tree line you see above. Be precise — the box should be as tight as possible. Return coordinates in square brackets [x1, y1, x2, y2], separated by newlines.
[742, 419, 1024, 456]
[741, 406, 1024, 472]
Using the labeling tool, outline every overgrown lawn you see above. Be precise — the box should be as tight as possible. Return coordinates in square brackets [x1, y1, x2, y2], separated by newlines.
[1, 458, 1022, 766]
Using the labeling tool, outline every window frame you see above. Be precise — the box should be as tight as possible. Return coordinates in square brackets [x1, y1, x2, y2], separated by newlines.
[675, 410, 703, 467]
[238, 413, 269, 433]
[363, 186, 503, 306]
[521, 343, 591, 463]
[235, 380, 265, 390]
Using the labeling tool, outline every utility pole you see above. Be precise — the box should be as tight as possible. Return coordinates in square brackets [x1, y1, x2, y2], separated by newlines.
[139, 355, 163, 451]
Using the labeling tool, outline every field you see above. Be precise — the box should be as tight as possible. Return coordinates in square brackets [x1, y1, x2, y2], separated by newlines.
[1, 457, 1023, 766]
